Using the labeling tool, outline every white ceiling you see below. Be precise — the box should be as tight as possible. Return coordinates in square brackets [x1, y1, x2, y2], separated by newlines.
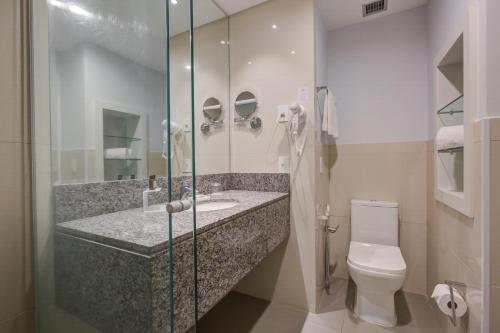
[214, 0, 269, 15]
[317, 0, 428, 31]
[49, 0, 267, 73]
[49, 0, 228, 73]
[50, 0, 430, 75]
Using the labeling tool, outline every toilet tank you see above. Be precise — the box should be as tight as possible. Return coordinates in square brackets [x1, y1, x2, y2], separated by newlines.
[351, 199, 399, 246]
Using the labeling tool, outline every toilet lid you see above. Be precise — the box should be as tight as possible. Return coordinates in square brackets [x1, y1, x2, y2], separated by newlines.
[348, 241, 406, 275]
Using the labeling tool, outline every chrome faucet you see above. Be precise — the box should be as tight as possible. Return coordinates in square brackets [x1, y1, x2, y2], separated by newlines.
[180, 181, 193, 200]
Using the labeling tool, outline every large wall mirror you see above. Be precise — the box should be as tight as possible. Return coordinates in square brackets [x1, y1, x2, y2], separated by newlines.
[48, 0, 230, 184]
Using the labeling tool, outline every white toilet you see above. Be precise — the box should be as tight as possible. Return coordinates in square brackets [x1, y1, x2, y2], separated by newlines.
[347, 200, 407, 327]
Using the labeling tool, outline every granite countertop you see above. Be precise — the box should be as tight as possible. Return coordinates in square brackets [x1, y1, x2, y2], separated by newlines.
[56, 191, 289, 255]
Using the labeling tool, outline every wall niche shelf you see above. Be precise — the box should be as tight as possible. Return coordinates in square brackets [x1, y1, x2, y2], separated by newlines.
[104, 158, 143, 161]
[437, 95, 464, 115]
[433, 6, 477, 218]
[104, 135, 142, 141]
[438, 146, 464, 154]
[96, 103, 148, 182]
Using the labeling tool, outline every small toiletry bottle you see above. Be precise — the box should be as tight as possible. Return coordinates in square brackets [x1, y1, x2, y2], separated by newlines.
[149, 175, 156, 190]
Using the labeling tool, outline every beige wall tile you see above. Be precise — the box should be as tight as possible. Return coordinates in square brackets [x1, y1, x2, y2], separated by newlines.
[426, 136, 482, 333]
[0, 0, 29, 144]
[0, 0, 33, 329]
[229, 0, 316, 168]
[491, 286, 500, 333]
[472, 121, 481, 143]
[490, 141, 500, 286]
[400, 222, 427, 295]
[148, 152, 167, 177]
[230, 0, 318, 312]
[0, 142, 33, 323]
[490, 117, 500, 141]
[328, 217, 350, 280]
[329, 141, 428, 295]
[235, 234, 309, 311]
[334, 141, 428, 155]
[0, 310, 35, 333]
[330, 142, 427, 222]
[462, 266, 482, 333]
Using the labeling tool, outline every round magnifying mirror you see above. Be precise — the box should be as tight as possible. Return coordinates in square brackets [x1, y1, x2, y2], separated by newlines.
[235, 91, 257, 120]
[203, 98, 223, 123]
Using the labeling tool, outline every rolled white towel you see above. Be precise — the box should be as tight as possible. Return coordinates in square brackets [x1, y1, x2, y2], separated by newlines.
[436, 125, 464, 151]
[104, 148, 133, 159]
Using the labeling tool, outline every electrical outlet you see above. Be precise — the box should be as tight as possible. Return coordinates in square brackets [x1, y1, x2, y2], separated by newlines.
[278, 156, 290, 173]
[276, 105, 290, 123]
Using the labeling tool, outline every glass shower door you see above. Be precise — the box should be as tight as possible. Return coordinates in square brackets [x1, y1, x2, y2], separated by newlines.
[31, 0, 180, 332]
[166, 0, 198, 332]
[166, 0, 230, 331]
[32, 0, 227, 330]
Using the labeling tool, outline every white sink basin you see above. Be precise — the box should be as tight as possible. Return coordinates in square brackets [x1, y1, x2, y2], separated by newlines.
[194, 200, 238, 212]
[144, 199, 238, 213]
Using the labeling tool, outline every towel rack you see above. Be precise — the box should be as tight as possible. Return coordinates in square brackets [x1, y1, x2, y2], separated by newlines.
[438, 146, 464, 154]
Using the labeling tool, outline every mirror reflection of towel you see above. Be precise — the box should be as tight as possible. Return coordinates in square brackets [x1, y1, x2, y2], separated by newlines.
[104, 148, 134, 159]
[322, 89, 340, 140]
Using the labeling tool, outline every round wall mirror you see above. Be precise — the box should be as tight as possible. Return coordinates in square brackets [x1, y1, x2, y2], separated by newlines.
[203, 97, 223, 123]
[234, 91, 257, 120]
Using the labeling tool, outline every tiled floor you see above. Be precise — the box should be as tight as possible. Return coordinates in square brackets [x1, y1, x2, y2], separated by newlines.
[196, 279, 443, 333]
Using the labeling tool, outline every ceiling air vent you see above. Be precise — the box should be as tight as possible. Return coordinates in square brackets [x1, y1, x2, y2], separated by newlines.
[363, 0, 388, 17]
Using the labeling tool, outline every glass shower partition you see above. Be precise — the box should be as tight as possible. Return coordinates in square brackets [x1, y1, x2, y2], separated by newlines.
[31, 0, 199, 331]
[166, 0, 198, 332]
[31, 0, 228, 331]
[166, 0, 230, 331]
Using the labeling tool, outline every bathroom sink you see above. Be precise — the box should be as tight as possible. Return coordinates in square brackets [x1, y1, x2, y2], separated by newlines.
[145, 199, 238, 213]
[193, 199, 238, 212]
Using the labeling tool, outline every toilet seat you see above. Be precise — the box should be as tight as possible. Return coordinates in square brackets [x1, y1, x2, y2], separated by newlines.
[347, 241, 406, 276]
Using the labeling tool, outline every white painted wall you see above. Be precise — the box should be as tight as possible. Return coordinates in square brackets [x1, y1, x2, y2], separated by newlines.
[327, 6, 429, 144]
[56, 46, 86, 150]
[56, 43, 166, 152]
[427, 0, 499, 119]
[84, 44, 165, 152]
[315, 5, 328, 87]
[485, 0, 500, 117]
[427, 0, 477, 135]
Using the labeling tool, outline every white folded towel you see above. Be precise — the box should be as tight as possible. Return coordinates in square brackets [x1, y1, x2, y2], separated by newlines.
[104, 148, 134, 159]
[436, 125, 464, 150]
[321, 89, 340, 140]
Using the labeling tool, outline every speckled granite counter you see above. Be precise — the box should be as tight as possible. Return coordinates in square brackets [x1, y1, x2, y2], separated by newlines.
[56, 191, 288, 255]
[55, 190, 290, 333]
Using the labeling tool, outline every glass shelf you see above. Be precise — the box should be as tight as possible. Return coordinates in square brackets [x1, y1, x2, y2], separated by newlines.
[437, 95, 464, 115]
[104, 158, 142, 161]
[104, 135, 142, 141]
[438, 146, 463, 153]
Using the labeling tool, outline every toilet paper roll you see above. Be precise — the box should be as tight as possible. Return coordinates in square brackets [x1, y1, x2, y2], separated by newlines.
[431, 284, 467, 318]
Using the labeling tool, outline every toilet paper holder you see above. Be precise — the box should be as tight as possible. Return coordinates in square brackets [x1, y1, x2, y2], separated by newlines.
[444, 280, 466, 326]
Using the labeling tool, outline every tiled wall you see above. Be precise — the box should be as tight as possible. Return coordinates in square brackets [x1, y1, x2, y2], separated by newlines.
[229, 0, 319, 312]
[427, 122, 482, 333]
[489, 118, 500, 332]
[328, 141, 428, 295]
[0, 0, 35, 331]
